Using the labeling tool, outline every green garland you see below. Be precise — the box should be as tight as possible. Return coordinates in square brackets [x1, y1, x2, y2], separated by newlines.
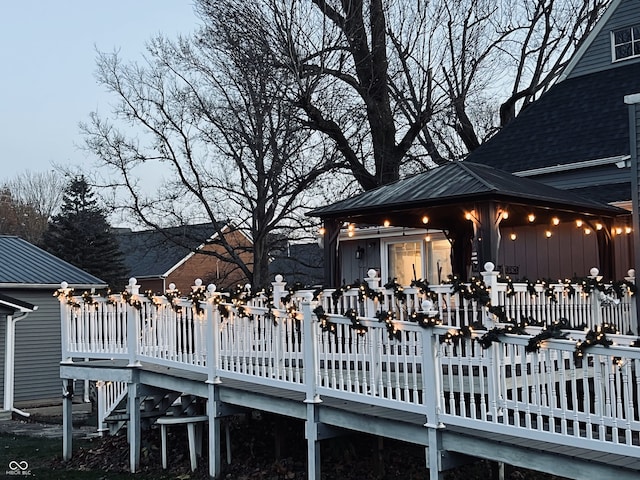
[375, 310, 401, 340]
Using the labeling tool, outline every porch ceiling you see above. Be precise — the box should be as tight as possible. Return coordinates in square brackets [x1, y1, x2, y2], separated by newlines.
[309, 162, 628, 230]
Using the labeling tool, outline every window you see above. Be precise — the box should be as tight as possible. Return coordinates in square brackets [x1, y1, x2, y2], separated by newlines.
[387, 241, 422, 286]
[612, 25, 640, 61]
[382, 234, 452, 285]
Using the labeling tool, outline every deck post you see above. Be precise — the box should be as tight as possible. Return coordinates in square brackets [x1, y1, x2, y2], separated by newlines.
[481, 262, 499, 328]
[127, 375, 141, 473]
[426, 427, 445, 480]
[422, 325, 444, 479]
[58, 282, 73, 363]
[625, 269, 636, 335]
[207, 382, 222, 479]
[126, 278, 141, 367]
[302, 292, 322, 479]
[206, 287, 222, 385]
[365, 269, 380, 317]
[588, 268, 604, 327]
[62, 379, 74, 461]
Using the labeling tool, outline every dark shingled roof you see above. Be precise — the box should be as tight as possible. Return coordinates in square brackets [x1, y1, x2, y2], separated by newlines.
[116, 223, 221, 278]
[466, 61, 640, 172]
[0, 235, 106, 287]
[309, 162, 625, 225]
[269, 242, 324, 287]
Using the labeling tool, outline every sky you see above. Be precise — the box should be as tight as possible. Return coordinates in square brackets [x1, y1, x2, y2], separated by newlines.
[0, 1, 199, 182]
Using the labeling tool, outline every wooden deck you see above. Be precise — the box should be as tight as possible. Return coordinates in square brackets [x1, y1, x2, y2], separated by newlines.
[60, 359, 640, 480]
[57, 272, 640, 479]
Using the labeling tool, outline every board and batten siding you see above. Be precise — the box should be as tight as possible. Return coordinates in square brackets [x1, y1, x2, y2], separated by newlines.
[0, 289, 62, 406]
[568, 0, 640, 79]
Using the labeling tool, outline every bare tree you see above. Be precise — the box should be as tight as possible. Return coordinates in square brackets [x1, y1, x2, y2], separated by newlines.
[0, 170, 65, 244]
[82, 2, 338, 289]
[233, 0, 608, 189]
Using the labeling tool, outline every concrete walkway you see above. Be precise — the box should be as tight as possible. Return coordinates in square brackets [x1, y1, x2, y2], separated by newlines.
[0, 403, 98, 439]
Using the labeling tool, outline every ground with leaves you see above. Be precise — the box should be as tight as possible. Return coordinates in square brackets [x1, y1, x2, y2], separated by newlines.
[44, 412, 568, 480]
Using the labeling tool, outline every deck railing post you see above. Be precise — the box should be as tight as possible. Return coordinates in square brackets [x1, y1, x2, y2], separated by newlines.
[588, 268, 604, 328]
[365, 269, 381, 317]
[205, 284, 222, 384]
[58, 282, 73, 363]
[126, 278, 141, 367]
[302, 292, 321, 404]
[272, 275, 287, 307]
[625, 269, 637, 335]
[481, 262, 499, 328]
[422, 328, 442, 429]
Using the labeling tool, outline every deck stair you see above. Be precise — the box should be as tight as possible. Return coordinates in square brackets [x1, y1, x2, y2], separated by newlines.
[104, 388, 189, 435]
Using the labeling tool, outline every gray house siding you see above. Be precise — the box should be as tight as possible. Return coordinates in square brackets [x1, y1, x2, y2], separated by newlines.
[340, 240, 381, 285]
[523, 164, 631, 191]
[0, 289, 61, 406]
[568, 0, 640, 79]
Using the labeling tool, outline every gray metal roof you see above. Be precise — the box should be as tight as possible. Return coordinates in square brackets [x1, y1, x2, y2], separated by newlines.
[308, 162, 626, 228]
[0, 236, 106, 288]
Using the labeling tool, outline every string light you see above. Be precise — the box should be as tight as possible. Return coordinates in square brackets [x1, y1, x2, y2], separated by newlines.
[595, 223, 603, 231]
[319, 227, 326, 235]
[528, 213, 536, 222]
[501, 210, 509, 220]
[383, 219, 391, 227]
[584, 228, 591, 235]
[576, 219, 583, 227]
[616, 227, 623, 235]
[545, 230, 552, 238]
[552, 217, 560, 226]
[510, 232, 517, 241]
[422, 215, 429, 224]
[626, 226, 632, 234]
[425, 234, 431, 242]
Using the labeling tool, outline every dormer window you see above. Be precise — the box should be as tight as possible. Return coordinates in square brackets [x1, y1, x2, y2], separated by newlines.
[613, 25, 640, 61]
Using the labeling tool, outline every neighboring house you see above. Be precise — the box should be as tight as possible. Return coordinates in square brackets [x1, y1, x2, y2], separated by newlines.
[116, 223, 253, 294]
[268, 242, 324, 287]
[0, 235, 106, 415]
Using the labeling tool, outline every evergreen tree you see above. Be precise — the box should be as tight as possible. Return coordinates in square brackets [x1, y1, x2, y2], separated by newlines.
[42, 176, 128, 289]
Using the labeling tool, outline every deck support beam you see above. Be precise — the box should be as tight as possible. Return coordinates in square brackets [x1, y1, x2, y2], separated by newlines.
[207, 382, 222, 479]
[62, 379, 74, 461]
[127, 377, 141, 473]
[426, 427, 445, 480]
[305, 402, 321, 480]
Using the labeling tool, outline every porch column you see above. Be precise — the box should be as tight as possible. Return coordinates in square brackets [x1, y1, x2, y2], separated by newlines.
[625, 94, 640, 331]
[448, 219, 474, 281]
[475, 202, 501, 273]
[596, 219, 615, 281]
[321, 218, 341, 287]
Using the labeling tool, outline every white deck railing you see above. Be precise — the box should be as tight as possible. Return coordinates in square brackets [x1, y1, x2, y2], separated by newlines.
[59, 266, 640, 455]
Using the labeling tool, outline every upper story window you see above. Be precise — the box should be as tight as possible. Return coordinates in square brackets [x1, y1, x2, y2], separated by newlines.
[613, 25, 640, 61]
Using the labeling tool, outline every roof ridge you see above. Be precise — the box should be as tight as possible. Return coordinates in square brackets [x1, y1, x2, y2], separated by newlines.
[457, 162, 497, 192]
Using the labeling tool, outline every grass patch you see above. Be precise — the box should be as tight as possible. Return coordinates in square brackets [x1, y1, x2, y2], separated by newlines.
[0, 432, 177, 480]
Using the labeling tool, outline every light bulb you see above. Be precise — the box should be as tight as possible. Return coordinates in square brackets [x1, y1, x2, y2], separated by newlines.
[552, 217, 560, 226]
[528, 213, 535, 223]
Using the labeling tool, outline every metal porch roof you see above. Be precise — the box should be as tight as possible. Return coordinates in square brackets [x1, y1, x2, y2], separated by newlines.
[308, 162, 626, 228]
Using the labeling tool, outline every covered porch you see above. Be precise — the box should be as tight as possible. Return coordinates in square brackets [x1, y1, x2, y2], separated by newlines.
[310, 162, 629, 286]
